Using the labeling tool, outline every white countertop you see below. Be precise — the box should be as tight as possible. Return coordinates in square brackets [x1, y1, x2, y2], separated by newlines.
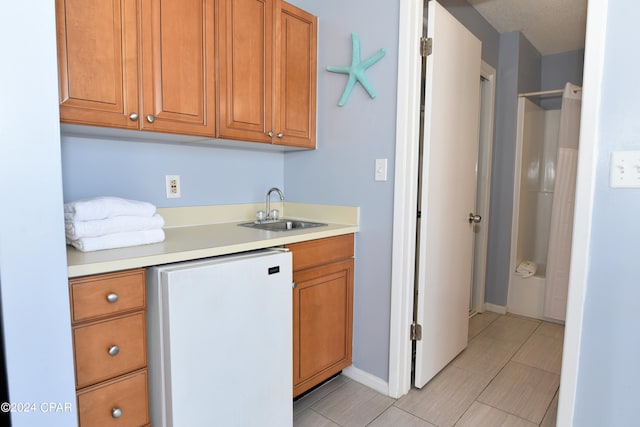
[66, 203, 359, 278]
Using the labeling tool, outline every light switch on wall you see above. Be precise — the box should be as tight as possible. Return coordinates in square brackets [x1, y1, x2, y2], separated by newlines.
[610, 151, 640, 188]
[375, 159, 388, 181]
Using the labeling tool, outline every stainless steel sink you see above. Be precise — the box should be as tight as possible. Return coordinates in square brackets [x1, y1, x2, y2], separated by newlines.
[239, 219, 327, 232]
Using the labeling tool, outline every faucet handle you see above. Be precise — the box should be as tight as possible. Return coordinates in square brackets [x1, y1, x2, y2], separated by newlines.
[269, 209, 280, 220]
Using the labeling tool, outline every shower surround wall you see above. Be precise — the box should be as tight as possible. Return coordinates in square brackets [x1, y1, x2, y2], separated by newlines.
[485, 32, 584, 309]
[508, 98, 560, 319]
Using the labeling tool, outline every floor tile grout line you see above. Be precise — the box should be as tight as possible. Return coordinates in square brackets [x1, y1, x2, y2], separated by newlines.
[473, 359, 560, 424]
[439, 313, 533, 426]
[451, 315, 548, 424]
[539, 388, 560, 427]
[304, 377, 353, 412]
[378, 405, 435, 426]
[363, 400, 397, 426]
[305, 407, 337, 426]
[299, 314, 562, 427]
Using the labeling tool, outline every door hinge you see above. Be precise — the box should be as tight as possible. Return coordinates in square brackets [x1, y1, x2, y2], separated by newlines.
[420, 37, 432, 57]
[410, 322, 422, 341]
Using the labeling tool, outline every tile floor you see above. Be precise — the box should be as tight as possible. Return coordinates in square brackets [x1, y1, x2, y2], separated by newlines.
[293, 313, 563, 427]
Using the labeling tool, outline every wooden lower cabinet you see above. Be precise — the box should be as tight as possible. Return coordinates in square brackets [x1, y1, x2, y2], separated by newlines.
[287, 234, 354, 397]
[69, 269, 149, 426]
[77, 369, 149, 427]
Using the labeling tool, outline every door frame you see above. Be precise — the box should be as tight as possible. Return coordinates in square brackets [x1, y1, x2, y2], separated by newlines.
[388, 0, 423, 398]
[390, 1, 603, 424]
[471, 61, 496, 314]
[388, 0, 494, 397]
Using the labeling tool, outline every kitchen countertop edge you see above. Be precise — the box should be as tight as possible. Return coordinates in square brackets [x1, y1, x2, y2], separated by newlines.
[66, 218, 359, 278]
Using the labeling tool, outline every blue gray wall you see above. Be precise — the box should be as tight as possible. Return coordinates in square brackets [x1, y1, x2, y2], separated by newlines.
[484, 31, 542, 306]
[283, 0, 399, 381]
[541, 49, 585, 109]
[62, 137, 284, 206]
[574, 0, 640, 423]
[0, 3, 78, 426]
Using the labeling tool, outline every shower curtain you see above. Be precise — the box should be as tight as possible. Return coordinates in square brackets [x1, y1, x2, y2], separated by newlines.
[544, 83, 582, 321]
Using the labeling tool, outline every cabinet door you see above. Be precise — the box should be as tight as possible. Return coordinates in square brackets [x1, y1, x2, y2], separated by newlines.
[218, 0, 274, 143]
[274, 1, 317, 148]
[140, 0, 216, 136]
[293, 259, 354, 396]
[56, 0, 139, 129]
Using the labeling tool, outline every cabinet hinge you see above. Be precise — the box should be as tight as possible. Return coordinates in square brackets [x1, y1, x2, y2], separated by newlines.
[410, 322, 422, 341]
[420, 37, 432, 57]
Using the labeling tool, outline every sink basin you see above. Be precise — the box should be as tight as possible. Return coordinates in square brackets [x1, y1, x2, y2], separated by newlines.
[239, 219, 327, 232]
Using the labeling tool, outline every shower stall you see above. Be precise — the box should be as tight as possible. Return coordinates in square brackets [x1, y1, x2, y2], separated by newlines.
[508, 84, 582, 322]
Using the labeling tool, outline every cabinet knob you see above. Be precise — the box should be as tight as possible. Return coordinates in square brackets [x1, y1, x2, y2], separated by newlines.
[277, 132, 284, 138]
[292, 282, 297, 289]
[267, 130, 274, 137]
[111, 407, 123, 419]
[106, 292, 119, 304]
[146, 114, 155, 123]
[108, 345, 120, 357]
[129, 112, 139, 121]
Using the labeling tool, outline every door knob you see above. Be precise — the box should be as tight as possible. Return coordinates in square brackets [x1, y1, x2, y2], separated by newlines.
[468, 213, 482, 224]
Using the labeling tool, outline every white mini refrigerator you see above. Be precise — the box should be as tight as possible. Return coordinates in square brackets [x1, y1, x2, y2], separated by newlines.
[146, 249, 293, 426]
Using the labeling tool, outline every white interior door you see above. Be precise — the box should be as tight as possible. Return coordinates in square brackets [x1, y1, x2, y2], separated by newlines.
[414, 0, 482, 388]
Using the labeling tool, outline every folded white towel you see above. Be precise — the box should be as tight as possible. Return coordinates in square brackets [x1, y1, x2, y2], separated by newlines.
[65, 214, 165, 240]
[64, 197, 157, 221]
[68, 229, 165, 252]
[515, 261, 537, 278]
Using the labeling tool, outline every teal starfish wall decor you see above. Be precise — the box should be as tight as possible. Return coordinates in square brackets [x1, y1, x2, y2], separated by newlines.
[326, 32, 386, 107]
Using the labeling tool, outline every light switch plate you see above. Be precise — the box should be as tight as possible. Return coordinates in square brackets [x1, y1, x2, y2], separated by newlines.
[610, 151, 640, 188]
[375, 159, 388, 181]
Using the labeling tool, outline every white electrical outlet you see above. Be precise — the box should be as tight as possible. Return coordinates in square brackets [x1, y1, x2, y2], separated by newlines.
[610, 151, 640, 188]
[165, 175, 181, 198]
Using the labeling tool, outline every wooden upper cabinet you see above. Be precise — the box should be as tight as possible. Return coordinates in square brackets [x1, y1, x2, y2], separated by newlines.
[56, 0, 139, 129]
[56, 0, 216, 136]
[218, 0, 317, 148]
[56, 0, 315, 146]
[217, 0, 274, 143]
[275, 2, 317, 148]
[140, 0, 216, 136]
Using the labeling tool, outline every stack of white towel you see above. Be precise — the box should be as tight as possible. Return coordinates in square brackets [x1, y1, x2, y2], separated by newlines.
[64, 197, 165, 252]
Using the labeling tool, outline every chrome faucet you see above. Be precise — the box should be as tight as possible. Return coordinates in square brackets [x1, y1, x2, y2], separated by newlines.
[265, 187, 285, 220]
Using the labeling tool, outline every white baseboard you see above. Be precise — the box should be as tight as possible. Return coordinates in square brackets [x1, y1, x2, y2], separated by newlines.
[484, 303, 507, 314]
[342, 365, 389, 396]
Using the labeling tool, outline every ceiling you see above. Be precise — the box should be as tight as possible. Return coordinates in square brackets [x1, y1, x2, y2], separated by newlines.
[466, 0, 587, 56]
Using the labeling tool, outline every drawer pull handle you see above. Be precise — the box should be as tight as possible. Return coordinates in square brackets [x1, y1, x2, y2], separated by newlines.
[108, 345, 120, 357]
[106, 293, 119, 304]
[111, 407, 123, 419]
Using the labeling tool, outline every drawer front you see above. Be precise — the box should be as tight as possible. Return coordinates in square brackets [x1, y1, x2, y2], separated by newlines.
[74, 313, 146, 389]
[70, 269, 146, 323]
[286, 234, 354, 271]
[77, 369, 149, 427]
